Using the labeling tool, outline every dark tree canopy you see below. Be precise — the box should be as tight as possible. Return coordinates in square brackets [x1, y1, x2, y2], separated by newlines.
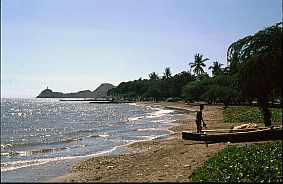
[227, 22, 282, 126]
[209, 61, 224, 76]
[149, 72, 159, 80]
[108, 23, 281, 127]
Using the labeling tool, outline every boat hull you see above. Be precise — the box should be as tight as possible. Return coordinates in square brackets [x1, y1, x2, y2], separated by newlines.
[182, 127, 282, 143]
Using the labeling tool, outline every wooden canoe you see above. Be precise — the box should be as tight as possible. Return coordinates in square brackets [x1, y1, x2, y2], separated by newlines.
[182, 127, 282, 143]
[201, 127, 269, 133]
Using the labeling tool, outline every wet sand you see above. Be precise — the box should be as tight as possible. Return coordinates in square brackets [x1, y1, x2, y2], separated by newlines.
[49, 102, 264, 183]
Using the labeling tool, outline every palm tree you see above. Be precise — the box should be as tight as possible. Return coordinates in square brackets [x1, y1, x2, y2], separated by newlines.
[209, 61, 224, 76]
[189, 53, 209, 76]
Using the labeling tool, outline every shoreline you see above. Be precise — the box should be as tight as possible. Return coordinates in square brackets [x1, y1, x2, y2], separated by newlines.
[49, 102, 264, 182]
[2, 101, 190, 183]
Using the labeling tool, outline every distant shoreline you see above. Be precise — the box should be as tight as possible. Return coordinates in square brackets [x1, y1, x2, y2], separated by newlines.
[36, 83, 115, 99]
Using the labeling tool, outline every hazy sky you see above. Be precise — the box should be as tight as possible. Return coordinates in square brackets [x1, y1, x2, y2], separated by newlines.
[1, 0, 282, 98]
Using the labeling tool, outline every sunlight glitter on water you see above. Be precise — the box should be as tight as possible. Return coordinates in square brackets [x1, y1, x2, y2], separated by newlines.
[1, 98, 189, 181]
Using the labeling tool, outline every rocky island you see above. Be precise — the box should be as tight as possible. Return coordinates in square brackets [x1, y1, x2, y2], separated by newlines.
[36, 83, 115, 98]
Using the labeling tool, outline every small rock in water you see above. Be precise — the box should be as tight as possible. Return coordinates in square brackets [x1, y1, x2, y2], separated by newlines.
[184, 165, 191, 168]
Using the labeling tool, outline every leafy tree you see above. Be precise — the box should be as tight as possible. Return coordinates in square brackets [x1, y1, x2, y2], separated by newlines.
[196, 72, 210, 81]
[208, 61, 224, 76]
[149, 72, 159, 80]
[163, 67, 172, 79]
[160, 79, 173, 98]
[227, 22, 282, 126]
[181, 80, 206, 102]
[171, 71, 195, 97]
[143, 80, 162, 100]
[189, 53, 209, 76]
[201, 85, 240, 107]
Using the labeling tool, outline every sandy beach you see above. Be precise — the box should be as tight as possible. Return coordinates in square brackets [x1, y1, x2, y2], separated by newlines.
[49, 102, 265, 183]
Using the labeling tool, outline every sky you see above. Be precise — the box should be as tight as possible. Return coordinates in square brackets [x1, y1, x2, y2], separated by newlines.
[1, 0, 282, 98]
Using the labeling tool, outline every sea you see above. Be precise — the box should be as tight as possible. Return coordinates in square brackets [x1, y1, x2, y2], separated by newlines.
[1, 98, 190, 182]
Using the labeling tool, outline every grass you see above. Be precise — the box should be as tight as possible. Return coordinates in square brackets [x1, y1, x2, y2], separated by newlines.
[224, 106, 282, 124]
[189, 141, 282, 183]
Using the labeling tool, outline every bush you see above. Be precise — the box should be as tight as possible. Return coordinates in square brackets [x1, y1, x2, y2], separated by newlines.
[224, 106, 282, 123]
[189, 141, 282, 183]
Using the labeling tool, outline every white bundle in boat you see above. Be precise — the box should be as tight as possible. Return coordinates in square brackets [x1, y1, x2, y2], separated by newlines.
[231, 123, 258, 130]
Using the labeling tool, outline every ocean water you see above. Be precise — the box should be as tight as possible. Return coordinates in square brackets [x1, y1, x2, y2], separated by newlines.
[1, 98, 189, 182]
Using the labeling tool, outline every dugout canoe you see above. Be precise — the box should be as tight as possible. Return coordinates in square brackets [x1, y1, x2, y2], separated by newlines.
[182, 127, 282, 143]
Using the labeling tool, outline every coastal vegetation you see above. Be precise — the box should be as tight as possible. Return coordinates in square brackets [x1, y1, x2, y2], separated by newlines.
[108, 22, 282, 126]
[189, 141, 282, 183]
[189, 100, 282, 182]
[224, 106, 282, 124]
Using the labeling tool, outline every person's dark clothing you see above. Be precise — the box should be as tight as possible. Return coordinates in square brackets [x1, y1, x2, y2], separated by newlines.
[195, 110, 206, 133]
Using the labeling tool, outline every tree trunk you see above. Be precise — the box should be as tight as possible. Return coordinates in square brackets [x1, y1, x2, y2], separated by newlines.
[261, 107, 271, 127]
[258, 97, 272, 127]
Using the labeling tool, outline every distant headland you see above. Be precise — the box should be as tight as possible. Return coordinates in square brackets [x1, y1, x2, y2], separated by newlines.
[36, 83, 115, 98]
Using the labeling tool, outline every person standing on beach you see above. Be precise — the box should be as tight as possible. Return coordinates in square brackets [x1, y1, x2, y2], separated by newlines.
[196, 104, 206, 133]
